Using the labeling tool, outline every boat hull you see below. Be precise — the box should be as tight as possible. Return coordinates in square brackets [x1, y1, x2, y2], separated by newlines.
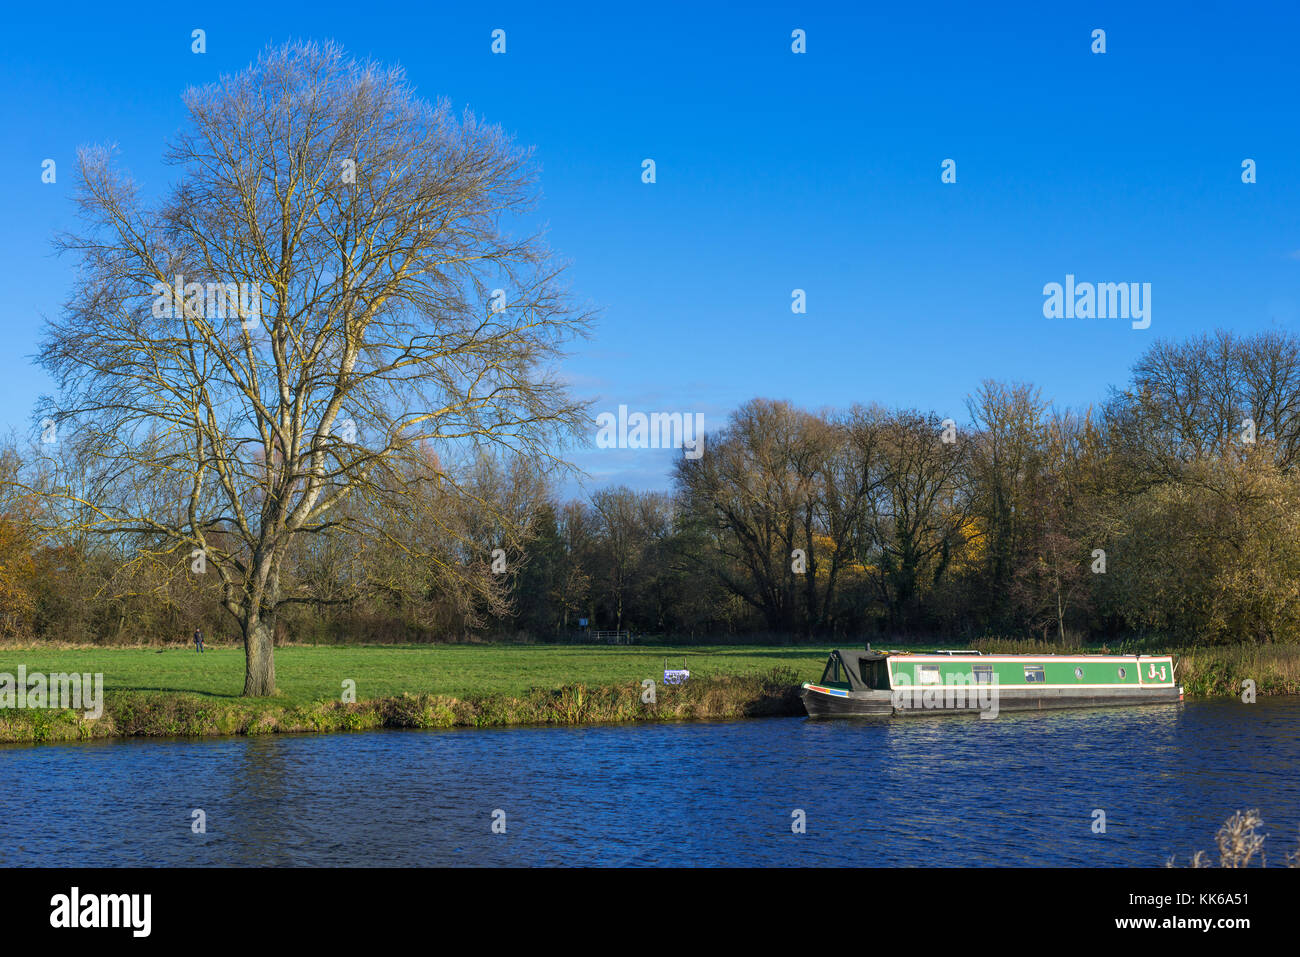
[800, 685, 893, 717]
[801, 682, 1182, 718]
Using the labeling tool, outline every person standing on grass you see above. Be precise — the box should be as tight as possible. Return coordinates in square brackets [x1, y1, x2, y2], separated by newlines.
[193, 628, 205, 653]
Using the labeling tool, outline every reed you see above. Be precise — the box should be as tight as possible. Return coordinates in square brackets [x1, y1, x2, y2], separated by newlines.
[1167, 809, 1300, 868]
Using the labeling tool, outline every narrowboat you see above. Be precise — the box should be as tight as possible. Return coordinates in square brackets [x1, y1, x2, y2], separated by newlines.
[801, 648, 1182, 718]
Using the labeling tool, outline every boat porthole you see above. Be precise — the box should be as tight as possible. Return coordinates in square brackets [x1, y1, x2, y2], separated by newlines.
[1074, 667, 1084, 679]
[1118, 667, 1127, 679]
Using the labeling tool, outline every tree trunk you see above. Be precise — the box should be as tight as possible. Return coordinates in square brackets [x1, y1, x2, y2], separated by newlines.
[243, 618, 276, 696]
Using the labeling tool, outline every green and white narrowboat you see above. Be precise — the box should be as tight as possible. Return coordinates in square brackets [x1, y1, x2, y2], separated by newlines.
[801, 648, 1182, 718]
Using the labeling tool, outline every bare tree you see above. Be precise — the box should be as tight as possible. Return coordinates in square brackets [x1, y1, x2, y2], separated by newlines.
[35, 42, 590, 695]
[965, 380, 1049, 624]
[1107, 330, 1300, 483]
[589, 487, 645, 633]
[675, 400, 820, 635]
[858, 410, 971, 631]
[673, 399, 878, 638]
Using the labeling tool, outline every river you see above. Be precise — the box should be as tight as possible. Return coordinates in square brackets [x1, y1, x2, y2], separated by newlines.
[2, 699, 1296, 866]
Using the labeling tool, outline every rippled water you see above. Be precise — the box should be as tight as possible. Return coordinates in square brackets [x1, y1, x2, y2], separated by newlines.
[2, 699, 1296, 866]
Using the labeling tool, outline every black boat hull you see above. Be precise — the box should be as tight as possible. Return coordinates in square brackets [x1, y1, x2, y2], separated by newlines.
[800, 687, 892, 717]
[801, 683, 1182, 718]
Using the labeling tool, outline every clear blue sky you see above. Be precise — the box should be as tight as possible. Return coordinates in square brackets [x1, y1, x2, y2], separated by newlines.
[2, 1, 1298, 497]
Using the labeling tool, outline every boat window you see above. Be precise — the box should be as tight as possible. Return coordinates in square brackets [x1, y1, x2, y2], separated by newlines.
[1118, 667, 1127, 680]
[973, 664, 994, 684]
[918, 665, 941, 685]
[1023, 665, 1046, 684]
[1074, 667, 1084, 680]
[864, 659, 892, 689]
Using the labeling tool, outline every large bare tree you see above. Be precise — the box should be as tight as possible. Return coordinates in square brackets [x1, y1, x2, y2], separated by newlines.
[36, 41, 590, 695]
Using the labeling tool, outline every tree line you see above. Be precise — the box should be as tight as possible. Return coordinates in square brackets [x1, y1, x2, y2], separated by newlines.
[6, 328, 1300, 648]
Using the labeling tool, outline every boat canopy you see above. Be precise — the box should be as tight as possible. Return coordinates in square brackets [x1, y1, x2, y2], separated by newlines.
[821, 649, 890, 691]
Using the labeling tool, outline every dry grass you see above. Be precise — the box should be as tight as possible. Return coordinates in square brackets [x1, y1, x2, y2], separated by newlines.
[1168, 809, 1299, 867]
[1176, 644, 1300, 696]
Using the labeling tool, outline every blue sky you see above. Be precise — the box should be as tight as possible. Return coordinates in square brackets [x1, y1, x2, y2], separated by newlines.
[2, 1, 1297, 497]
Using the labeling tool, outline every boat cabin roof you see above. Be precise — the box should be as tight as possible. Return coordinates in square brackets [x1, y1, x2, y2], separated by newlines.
[821, 649, 891, 692]
[832, 649, 889, 666]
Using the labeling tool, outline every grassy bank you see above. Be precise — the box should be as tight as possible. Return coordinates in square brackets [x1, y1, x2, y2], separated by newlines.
[0, 666, 803, 744]
[0, 644, 821, 743]
[1, 641, 1295, 743]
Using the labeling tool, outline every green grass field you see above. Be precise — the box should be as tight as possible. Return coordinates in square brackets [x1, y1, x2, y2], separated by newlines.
[6, 639, 1298, 707]
[0, 644, 836, 709]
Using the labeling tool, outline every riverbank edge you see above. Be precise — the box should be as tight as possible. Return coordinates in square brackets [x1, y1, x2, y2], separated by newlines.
[0, 669, 808, 744]
[2, 659, 1296, 743]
